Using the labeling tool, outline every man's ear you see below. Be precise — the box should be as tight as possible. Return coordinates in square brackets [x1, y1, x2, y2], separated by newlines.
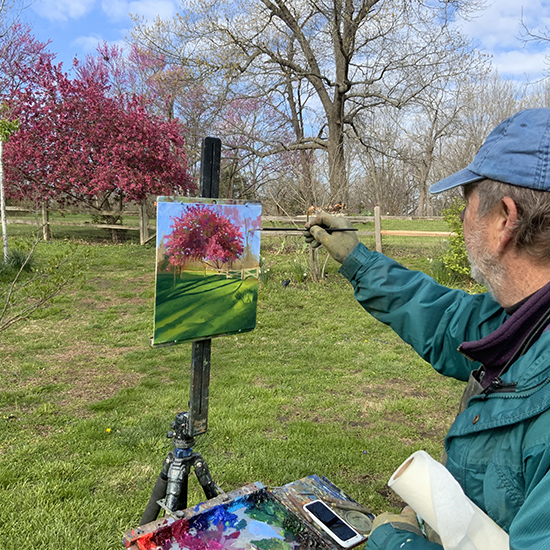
[496, 196, 518, 253]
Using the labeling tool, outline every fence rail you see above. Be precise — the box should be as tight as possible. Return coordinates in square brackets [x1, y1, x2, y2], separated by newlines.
[5, 203, 153, 244]
[261, 207, 453, 253]
[4, 205, 453, 251]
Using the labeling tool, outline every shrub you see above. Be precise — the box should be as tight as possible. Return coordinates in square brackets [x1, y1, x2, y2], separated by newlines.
[436, 198, 472, 283]
[1, 241, 89, 333]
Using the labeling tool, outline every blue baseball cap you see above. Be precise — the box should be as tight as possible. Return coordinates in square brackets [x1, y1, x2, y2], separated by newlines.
[430, 108, 550, 194]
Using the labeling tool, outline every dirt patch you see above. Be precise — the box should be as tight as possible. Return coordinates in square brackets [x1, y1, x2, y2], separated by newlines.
[376, 485, 406, 508]
[55, 367, 144, 414]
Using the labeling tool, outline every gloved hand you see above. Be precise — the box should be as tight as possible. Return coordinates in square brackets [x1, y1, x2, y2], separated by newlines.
[371, 506, 423, 536]
[303, 213, 359, 264]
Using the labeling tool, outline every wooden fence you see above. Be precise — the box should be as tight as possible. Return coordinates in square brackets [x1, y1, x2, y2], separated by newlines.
[4, 205, 454, 251]
[261, 207, 454, 253]
[5, 203, 153, 244]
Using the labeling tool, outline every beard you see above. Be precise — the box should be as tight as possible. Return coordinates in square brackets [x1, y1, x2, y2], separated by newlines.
[465, 225, 507, 304]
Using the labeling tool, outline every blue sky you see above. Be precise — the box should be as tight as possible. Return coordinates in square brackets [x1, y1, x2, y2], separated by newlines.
[23, 0, 180, 69]
[22, 1, 550, 81]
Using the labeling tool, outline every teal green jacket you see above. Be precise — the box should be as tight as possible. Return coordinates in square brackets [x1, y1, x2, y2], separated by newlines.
[339, 244, 550, 550]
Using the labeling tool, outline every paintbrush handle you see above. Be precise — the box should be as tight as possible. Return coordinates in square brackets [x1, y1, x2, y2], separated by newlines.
[260, 228, 358, 232]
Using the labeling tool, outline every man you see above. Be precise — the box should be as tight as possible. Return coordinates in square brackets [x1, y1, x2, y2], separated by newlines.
[304, 108, 550, 549]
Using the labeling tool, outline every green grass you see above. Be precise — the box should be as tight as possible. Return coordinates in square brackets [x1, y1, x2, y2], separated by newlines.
[0, 224, 467, 549]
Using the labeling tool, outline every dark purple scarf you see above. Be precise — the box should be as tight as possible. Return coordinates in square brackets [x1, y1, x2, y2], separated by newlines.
[459, 280, 550, 388]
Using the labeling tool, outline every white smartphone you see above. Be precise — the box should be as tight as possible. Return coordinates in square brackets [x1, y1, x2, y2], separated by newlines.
[303, 499, 366, 548]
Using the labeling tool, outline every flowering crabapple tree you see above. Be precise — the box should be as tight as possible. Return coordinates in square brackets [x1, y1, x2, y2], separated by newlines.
[0, 23, 54, 97]
[4, 58, 194, 241]
[0, 24, 53, 253]
[80, 41, 222, 182]
[164, 205, 244, 275]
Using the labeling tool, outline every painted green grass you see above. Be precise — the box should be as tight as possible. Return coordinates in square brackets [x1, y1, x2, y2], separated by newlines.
[153, 271, 258, 345]
[0, 227, 467, 549]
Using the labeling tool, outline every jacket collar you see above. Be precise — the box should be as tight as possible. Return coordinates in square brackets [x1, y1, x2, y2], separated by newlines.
[459, 280, 550, 387]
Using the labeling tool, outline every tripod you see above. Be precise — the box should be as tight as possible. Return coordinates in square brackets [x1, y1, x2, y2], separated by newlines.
[140, 408, 222, 525]
[141, 138, 223, 526]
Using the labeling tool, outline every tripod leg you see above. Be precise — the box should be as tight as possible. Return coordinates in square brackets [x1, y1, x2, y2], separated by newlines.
[193, 455, 220, 500]
[140, 471, 169, 525]
[165, 457, 189, 512]
[141, 453, 174, 525]
[176, 470, 189, 511]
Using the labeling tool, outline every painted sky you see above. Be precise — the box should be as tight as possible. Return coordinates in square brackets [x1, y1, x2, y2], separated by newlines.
[156, 199, 262, 260]
[21, 1, 550, 82]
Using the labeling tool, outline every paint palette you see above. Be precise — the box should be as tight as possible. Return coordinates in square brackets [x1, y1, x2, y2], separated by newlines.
[123, 477, 372, 550]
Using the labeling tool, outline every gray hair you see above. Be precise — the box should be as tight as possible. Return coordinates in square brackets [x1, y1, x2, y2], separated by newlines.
[463, 179, 550, 261]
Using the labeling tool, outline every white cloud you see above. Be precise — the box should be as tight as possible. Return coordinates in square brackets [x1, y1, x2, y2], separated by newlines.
[454, 1, 550, 80]
[31, 0, 96, 22]
[72, 34, 102, 53]
[101, 0, 177, 22]
[491, 49, 550, 81]
[71, 34, 129, 57]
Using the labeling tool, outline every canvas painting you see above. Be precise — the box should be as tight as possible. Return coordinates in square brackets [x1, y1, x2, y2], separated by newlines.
[152, 197, 262, 347]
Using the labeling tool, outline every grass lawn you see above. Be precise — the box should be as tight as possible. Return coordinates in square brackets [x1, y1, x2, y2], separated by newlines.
[0, 221, 469, 549]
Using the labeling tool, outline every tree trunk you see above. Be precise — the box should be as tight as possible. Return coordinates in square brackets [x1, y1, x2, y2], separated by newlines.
[327, 119, 348, 206]
[108, 193, 124, 243]
[417, 146, 434, 216]
[42, 203, 51, 241]
[0, 141, 8, 263]
[283, 50, 315, 208]
[326, 85, 348, 205]
[139, 201, 149, 245]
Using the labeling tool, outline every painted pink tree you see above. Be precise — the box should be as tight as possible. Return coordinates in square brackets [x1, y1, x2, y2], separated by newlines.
[164, 205, 244, 277]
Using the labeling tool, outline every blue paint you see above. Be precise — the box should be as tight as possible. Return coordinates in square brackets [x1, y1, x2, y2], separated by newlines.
[247, 520, 284, 540]
[173, 448, 192, 458]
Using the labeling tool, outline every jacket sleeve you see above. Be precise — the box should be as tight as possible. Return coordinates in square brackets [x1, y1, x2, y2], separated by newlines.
[338, 244, 506, 381]
[366, 524, 443, 550]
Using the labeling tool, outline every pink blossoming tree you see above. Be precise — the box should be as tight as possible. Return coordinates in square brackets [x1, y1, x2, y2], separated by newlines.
[4, 57, 194, 219]
[164, 205, 244, 273]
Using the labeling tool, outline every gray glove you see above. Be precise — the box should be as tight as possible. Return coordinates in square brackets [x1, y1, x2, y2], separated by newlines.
[304, 213, 359, 264]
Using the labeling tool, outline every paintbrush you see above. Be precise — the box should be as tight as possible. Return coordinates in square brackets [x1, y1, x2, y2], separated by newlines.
[317, 495, 372, 514]
[287, 491, 312, 520]
[258, 228, 358, 232]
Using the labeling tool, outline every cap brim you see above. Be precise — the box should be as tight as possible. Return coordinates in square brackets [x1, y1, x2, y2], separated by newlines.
[430, 168, 484, 194]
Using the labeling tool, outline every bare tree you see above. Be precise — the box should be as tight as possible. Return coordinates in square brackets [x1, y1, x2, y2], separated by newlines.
[425, 72, 525, 214]
[348, 113, 418, 215]
[134, 0, 487, 208]
[400, 78, 478, 216]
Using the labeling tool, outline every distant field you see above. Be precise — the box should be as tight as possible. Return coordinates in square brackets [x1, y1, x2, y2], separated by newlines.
[6, 209, 451, 241]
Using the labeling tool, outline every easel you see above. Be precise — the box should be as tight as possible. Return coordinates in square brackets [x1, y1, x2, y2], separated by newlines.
[140, 137, 223, 525]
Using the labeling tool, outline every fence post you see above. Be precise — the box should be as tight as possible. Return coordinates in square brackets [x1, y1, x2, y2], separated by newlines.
[374, 206, 382, 253]
[139, 202, 149, 245]
[41, 203, 51, 241]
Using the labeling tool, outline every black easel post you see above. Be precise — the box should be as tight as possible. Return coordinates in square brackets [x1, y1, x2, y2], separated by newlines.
[140, 138, 222, 525]
[189, 137, 221, 438]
